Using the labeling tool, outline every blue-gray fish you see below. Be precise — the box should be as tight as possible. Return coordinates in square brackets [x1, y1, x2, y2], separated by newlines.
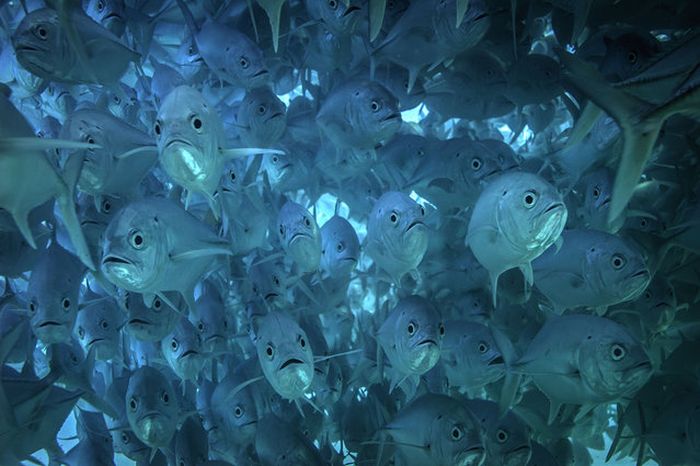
[236, 86, 287, 147]
[320, 214, 360, 280]
[162, 316, 205, 382]
[366, 191, 429, 285]
[466, 171, 567, 306]
[75, 293, 123, 361]
[277, 200, 322, 274]
[124, 291, 181, 341]
[101, 197, 232, 310]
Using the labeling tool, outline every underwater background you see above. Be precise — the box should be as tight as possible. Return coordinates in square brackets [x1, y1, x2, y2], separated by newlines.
[1, 0, 699, 465]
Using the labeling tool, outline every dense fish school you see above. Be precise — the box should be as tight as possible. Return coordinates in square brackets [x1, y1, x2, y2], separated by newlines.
[1, 0, 700, 465]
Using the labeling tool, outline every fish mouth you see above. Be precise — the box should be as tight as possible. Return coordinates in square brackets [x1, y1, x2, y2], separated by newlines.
[654, 301, 672, 309]
[165, 138, 192, 149]
[488, 355, 505, 366]
[543, 202, 565, 214]
[252, 69, 269, 78]
[382, 112, 401, 122]
[630, 269, 650, 279]
[279, 358, 304, 370]
[38, 321, 63, 328]
[418, 338, 438, 347]
[342, 5, 361, 17]
[406, 220, 426, 232]
[87, 337, 105, 347]
[128, 318, 152, 326]
[137, 411, 165, 423]
[632, 360, 652, 371]
[14, 43, 47, 54]
[205, 334, 226, 343]
[264, 292, 279, 301]
[267, 112, 284, 121]
[600, 197, 611, 207]
[340, 256, 358, 263]
[179, 349, 199, 359]
[290, 232, 313, 243]
[102, 254, 133, 265]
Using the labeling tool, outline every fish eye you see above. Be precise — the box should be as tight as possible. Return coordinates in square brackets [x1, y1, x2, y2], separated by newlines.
[451, 426, 463, 440]
[29, 301, 36, 313]
[496, 429, 509, 443]
[96, 1, 105, 11]
[188, 45, 195, 55]
[229, 170, 236, 182]
[153, 298, 162, 310]
[420, 205, 425, 216]
[102, 199, 112, 213]
[223, 319, 228, 329]
[62, 298, 71, 310]
[328, 0, 338, 9]
[85, 134, 96, 145]
[304, 217, 311, 227]
[478, 341, 489, 353]
[100, 319, 109, 330]
[471, 158, 482, 170]
[265, 344, 274, 359]
[234, 406, 243, 417]
[34, 24, 48, 40]
[639, 218, 647, 228]
[279, 224, 285, 236]
[370, 100, 382, 113]
[154, 121, 161, 136]
[197, 321, 204, 332]
[407, 321, 416, 336]
[161, 391, 170, 403]
[592, 187, 601, 198]
[610, 343, 626, 361]
[389, 211, 399, 224]
[439, 323, 445, 336]
[191, 115, 203, 131]
[77, 326, 85, 339]
[627, 51, 638, 64]
[121, 432, 129, 443]
[644, 290, 652, 300]
[611, 253, 626, 270]
[129, 229, 145, 249]
[113, 95, 121, 104]
[336, 242, 344, 252]
[239, 56, 249, 69]
[273, 275, 280, 286]
[170, 338, 179, 351]
[257, 104, 266, 115]
[129, 397, 138, 411]
[522, 190, 538, 208]
[299, 335, 306, 348]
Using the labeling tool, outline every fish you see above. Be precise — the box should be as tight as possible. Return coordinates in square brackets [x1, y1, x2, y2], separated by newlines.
[75, 293, 123, 361]
[124, 291, 182, 342]
[277, 200, 322, 274]
[101, 197, 232, 310]
[82, 0, 127, 37]
[466, 171, 567, 306]
[125, 365, 179, 449]
[319, 214, 360, 279]
[162, 316, 205, 382]
[236, 86, 287, 147]
[365, 191, 429, 285]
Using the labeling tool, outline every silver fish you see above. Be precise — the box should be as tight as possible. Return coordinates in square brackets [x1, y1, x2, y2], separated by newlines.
[277, 200, 322, 274]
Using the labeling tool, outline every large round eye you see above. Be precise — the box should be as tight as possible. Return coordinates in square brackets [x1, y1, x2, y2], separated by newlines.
[153, 298, 162, 310]
[234, 406, 243, 418]
[129, 397, 138, 411]
[471, 157, 482, 170]
[328, 0, 338, 9]
[229, 170, 236, 182]
[496, 429, 509, 443]
[407, 321, 416, 336]
[271, 155, 279, 164]
[611, 343, 626, 361]
[85, 135, 96, 145]
[611, 253, 626, 270]
[239, 56, 249, 69]
[161, 391, 170, 403]
[197, 321, 204, 332]
[299, 335, 306, 348]
[191, 115, 203, 131]
[128, 229, 144, 249]
[389, 211, 399, 224]
[77, 326, 85, 339]
[627, 51, 638, 64]
[34, 24, 48, 40]
[257, 104, 266, 115]
[100, 319, 108, 330]
[336, 242, 344, 252]
[592, 186, 601, 198]
[522, 190, 538, 208]
[265, 344, 274, 359]
[304, 217, 311, 227]
[96, 1, 105, 12]
[154, 121, 161, 136]
[478, 341, 489, 354]
[370, 100, 381, 112]
[101, 199, 112, 213]
[62, 298, 71, 310]
[170, 338, 179, 351]
[451, 426, 463, 440]
[121, 432, 129, 443]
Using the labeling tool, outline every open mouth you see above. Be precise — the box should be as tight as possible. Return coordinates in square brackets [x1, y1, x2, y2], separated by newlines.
[267, 112, 284, 121]
[102, 255, 132, 265]
[279, 358, 304, 370]
[15, 44, 45, 53]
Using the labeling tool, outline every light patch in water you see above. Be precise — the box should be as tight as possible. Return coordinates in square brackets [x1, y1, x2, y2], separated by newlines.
[401, 104, 429, 124]
[409, 190, 437, 211]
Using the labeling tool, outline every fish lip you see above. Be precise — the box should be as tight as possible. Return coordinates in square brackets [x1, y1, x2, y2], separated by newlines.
[279, 358, 304, 370]
[128, 318, 152, 326]
[630, 269, 650, 279]
[179, 349, 199, 359]
[290, 231, 313, 243]
[632, 360, 652, 370]
[654, 301, 671, 309]
[488, 355, 505, 366]
[418, 338, 438, 346]
[252, 69, 269, 78]
[382, 112, 401, 122]
[137, 411, 165, 422]
[38, 321, 63, 328]
[406, 220, 425, 232]
[267, 112, 284, 121]
[205, 334, 226, 343]
[87, 337, 105, 347]
[600, 197, 611, 207]
[543, 202, 565, 214]
[264, 292, 279, 301]
[14, 43, 46, 53]
[340, 256, 358, 263]
[341, 5, 361, 17]
[102, 254, 132, 265]
[165, 138, 192, 149]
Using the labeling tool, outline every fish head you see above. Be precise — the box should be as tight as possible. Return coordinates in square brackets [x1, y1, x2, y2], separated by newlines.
[578, 323, 652, 399]
[83, 0, 127, 36]
[306, 0, 362, 35]
[248, 258, 288, 308]
[49, 339, 86, 376]
[255, 312, 315, 400]
[156, 85, 221, 189]
[427, 400, 485, 466]
[111, 425, 150, 461]
[126, 366, 178, 448]
[600, 31, 661, 82]
[63, 115, 113, 193]
[277, 201, 321, 270]
[101, 201, 167, 292]
[435, 0, 490, 53]
[192, 294, 230, 354]
[392, 296, 444, 374]
[125, 292, 179, 341]
[347, 80, 402, 143]
[238, 87, 287, 143]
[581, 168, 614, 219]
[28, 243, 85, 345]
[262, 151, 294, 186]
[12, 9, 63, 79]
[223, 35, 269, 88]
[584, 236, 651, 303]
[496, 172, 567, 256]
[370, 191, 429, 254]
[483, 412, 532, 466]
[320, 215, 360, 278]
[163, 317, 203, 380]
[634, 276, 677, 325]
[75, 299, 122, 361]
[175, 40, 205, 81]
